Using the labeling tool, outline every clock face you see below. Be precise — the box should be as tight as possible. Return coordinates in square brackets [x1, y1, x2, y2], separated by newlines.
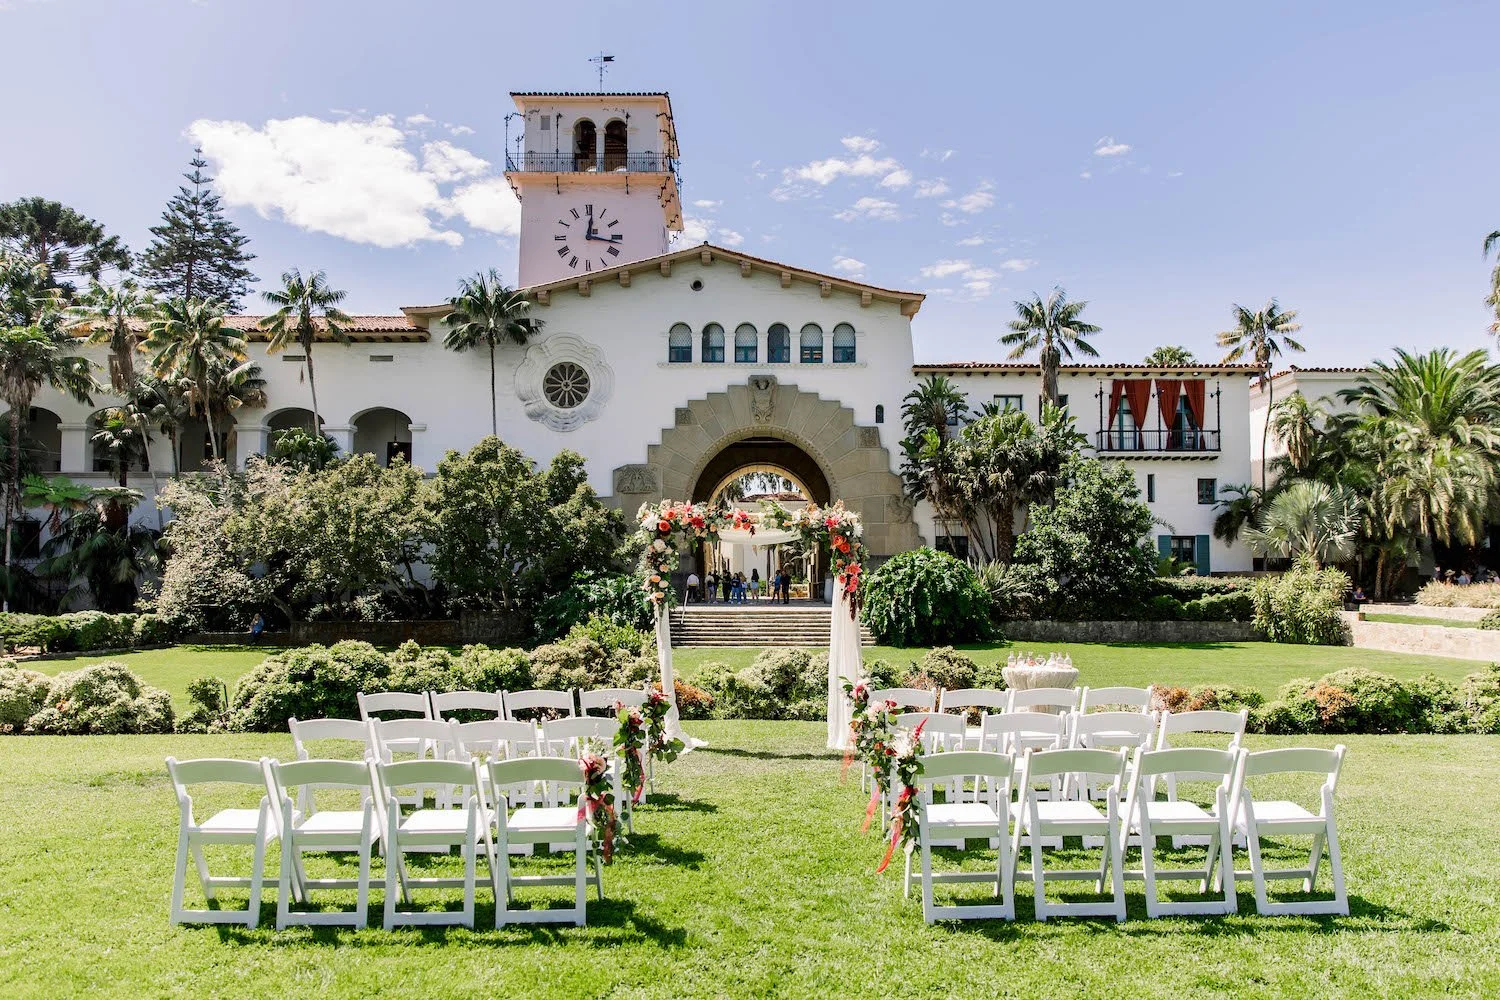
[553, 203, 625, 272]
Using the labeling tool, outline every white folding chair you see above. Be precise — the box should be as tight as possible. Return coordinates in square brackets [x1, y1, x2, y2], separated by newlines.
[1079, 685, 1154, 714]
[504, 689, 578, 721]
[938, 688, 1010, 749]
[376, 759, 496, 929]
[904, 750, 1018, 923]
[1226, 746, 1349, 916]
[1007, 687, 1080, 714]
[579, 688, 648, 716]
[371, 718, 460, 816]
[266, 759, 385, 929]
[1017, 748, 1128, 922]
[289, 717, 374, 761]
[1120, 747, 1238, 917]
[1068, 711, 1159, 816]
[450, 719, 541, 762]
[479, 757, 603, 926]
[359, 691, 434, 760]
[166, 757, 284, 928]
[870, 687, 937, 713]
[543, 716, 633, 828]
[429, 690, 504, 721]
[979, 711, 1068, 755]
[1156, 709, 1249, 847]
[894, 711, 966, 752]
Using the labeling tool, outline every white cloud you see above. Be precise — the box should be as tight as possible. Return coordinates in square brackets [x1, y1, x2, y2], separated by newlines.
[717, 228, 744, 247]
[788, 153, 902, 186]
[956, 234, 987, 247]
[840, 135, 880, 154]
[964, 279, 993, 297]
[1168, 170, 1183, 178]
[833, 196, 900, 222]
[1079, 170, 1093, 180]
[449, 124, 475, 136]
[189, 114, 464, 247]
[879, 168, 912, 190]
[921, 148, 956, 162]
[674, 215, 711, 245]
[693, 199, 722, 209]
[421, 140, 489, 182]
[941, 181, 995, 214]
[445, 178, 520, 237]
[920, 258, 973, 279]
[1093, 136, 1131, 157]
[914, 178, 950, 199]
[405, 113, 434, 126]
[831, 255, 866, 276]
[997, 257, 1036, 272]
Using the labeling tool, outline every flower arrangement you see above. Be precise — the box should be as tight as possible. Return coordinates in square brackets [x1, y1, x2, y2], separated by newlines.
[763, 499, 868, 616]
[643, 688, 685, 764]
[875, 721, 926, 874]
[840, 677, 872, 778]
[613, 703, 649, 805]
[578, 752, 621, 862]
[856, 697, 899, 834]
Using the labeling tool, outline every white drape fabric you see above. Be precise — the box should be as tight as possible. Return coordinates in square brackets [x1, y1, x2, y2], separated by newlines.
[714, 526, 800, 546]
[656, 609, 706, 752]
[826, 585, 861, 749]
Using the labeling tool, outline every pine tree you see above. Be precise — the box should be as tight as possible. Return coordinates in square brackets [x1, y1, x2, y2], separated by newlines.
[138, 150, 257, 310]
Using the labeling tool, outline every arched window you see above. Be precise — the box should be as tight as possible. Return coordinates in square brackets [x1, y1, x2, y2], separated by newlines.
[603, 120, 628, 171]
[573, 119, 597, 171]
[734, 323, 758, 363]
[667, 323, 692, 363]
[875, 404, 885, 424]
[702, 323, 725, 363]
[832, 323, 856, 363]
[799, 323, 824, 363]
[767, 323, 790, 363]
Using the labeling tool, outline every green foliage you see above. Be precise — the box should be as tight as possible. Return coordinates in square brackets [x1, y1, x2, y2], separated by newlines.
[975, 561, 1040, 622]
[907, 646, 978, 690]
[533, 571, 653, 640]
[177, 675, 231, 734]
[455, 644, 532, 693]
[229, 641, 392, 731]
[564, 615, 651, 659]
[137, 151, 257, 311]
[1479, 611, 1500, 630]
[1250, 557, 1350, 644]
[1151, 576, 1258, 599]
[1250, 667, 1491, 734]
[1010, 457, 1157, 619]
[0, 665, 48, 730]
[25, 661, 174, 734]
[0, 611, 174, 653]
[1150, 684, 1265, 714]
[428, 438, 626, 615]
[267, 426, 339, 472]
[860, 547, 993, 647]
[694, 647, 827, 721]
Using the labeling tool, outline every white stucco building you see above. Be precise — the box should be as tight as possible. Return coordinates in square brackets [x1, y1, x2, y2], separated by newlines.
[16, 89, 1263, 574]
[1247, 367, 1368, 485]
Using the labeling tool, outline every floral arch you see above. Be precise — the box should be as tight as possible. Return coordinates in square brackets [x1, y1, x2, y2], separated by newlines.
[635, 498, 867, 750]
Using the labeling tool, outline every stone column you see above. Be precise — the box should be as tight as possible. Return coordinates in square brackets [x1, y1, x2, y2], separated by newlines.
[323, 424, 355, 458]
[406, 422, 429, 470]
[236, 423, 269, 469]
[58, 422, 89, 474]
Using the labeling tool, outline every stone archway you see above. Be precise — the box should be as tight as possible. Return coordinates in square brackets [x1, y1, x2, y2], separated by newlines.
[691, 436, 831, 506]
[610, 376, 921, 559]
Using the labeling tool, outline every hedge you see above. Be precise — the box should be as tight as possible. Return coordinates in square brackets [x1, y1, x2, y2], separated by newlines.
[0, 661, 174, 735]
[0, 612, 178, 655]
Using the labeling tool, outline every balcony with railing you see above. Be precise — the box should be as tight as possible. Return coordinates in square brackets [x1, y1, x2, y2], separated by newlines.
[505, 151, 675, 174]
[1094, 428, 1221, 453]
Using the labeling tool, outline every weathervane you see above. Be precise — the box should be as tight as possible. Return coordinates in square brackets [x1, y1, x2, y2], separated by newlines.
[589, 51, 615, 89]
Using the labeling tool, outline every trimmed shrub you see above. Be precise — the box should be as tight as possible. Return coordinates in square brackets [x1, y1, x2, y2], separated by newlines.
[861, 548, 992, 647]
[178, 676, 233, 734]
[1181, 592, 1255, 623]
[907, 646, 978, 691]
[1250, 559, 1349, 645]
[669, 679, 714, 720]
[230, 641, 391, 731]
[1250, 668, 1483, 735]
[528, 640, 594, 692]
[566, 616, 651, 659]
[27, 661, 174, 735]
[0, 612, 176, 654]
[456, 644, 533, 692]
[386, 642, 461, 694]
[694, 648, 829, 721]
[0, 665, 50, 731]
[1138, 595, 1186, 622]
[132, 614, 178, 645]
[1151, 576, 1258, 600]
[1479, 611, 1500, 630]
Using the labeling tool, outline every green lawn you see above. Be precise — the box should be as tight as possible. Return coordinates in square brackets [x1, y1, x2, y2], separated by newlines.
[0, 724, 1496, 998]
[27, 640, 1483, 710]
[1364, 613, 1482, 629]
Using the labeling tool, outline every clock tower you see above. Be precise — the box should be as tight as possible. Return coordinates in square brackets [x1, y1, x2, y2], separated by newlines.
[506, 91, 683, 286]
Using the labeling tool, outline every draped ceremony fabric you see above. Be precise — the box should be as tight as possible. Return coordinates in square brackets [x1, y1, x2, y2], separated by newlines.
[826, 584, 861, 749]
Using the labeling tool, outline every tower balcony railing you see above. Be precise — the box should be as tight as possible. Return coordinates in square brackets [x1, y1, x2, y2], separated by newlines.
[505, 152, 675, 174]
[1094, 428, 1221, 453]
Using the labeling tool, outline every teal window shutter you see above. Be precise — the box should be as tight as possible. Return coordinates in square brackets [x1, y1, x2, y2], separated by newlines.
[1158, 535, 1171, 559]
[1194, 534, 1212, 576]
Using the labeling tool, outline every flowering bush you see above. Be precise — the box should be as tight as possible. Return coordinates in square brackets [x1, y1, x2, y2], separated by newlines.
[26, 661, 174, 735]
[0, 665, 50, 732]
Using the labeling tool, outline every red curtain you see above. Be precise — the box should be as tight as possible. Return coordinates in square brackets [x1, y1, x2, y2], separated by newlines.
[1183, 379, 1206, 428]
[1156, 379, 1183, 443]
[1108, 379, 1125, 427]
[1123, 379, 1152, 429]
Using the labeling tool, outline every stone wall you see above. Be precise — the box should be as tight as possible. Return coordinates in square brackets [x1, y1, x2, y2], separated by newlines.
[1340, 611, 1500, 662]
[1004, 620, 1264, 643]
[185, 612, 529, 649]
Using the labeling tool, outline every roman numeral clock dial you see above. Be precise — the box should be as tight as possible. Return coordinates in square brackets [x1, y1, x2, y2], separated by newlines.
[555, 204, 624, 271]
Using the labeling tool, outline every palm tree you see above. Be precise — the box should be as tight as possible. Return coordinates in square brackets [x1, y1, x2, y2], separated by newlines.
[1269, 392, 1328, 476]
[901, 374, 969, 444]
[67, 279, 155, 392]
[1002, 288, 1101, 405]
[1216, 299, 1303, 492]
[36, 489, 160, 611]
[259, 269, 352, 432]
[1242, 480, 1361, 569]
[1212, 482, 1265, 547]
[144, 297, 246, 462]
[898, 375, 973, 545]
[90, 406, 150, 488]
[1485, 229, 1500, 335]
[1144, 345, 1195, 366]
[0, 324, 95, 608]
[1339, 348, 1500, 452]
[441, 270, 543, 436]
[21, 474, 93, 534]
[207, 358, 268, 461]
[132, 372, 191, 477]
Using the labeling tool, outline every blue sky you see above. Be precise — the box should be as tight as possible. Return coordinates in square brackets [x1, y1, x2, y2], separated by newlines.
[2, 0, 1496, 365]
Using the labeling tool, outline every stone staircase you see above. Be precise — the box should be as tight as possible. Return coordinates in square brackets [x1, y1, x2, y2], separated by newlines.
[670, 604, 873, 647]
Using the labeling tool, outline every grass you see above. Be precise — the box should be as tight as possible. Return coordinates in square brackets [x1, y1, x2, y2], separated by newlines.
[1363, 613, 1482, 630]
[0, 724, 1497, 998]
[26, 640, 1483, 710]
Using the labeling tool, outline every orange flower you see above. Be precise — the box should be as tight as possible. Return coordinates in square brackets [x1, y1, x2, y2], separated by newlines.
[658, 520, 672, 532]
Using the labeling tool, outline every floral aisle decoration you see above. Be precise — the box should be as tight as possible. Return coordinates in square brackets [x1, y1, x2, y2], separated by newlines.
[614, 703, 650, 805]
[856, 696, 900, 834]
[841, 678, 872, 780]
[579, 752, 621, 862]
[643, 688, 685, 765]
[762, 500, 867, 618]
[874, 721, 927, 874]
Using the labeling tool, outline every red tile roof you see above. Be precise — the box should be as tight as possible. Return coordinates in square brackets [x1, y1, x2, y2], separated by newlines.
[226, 315, 427, 342]
[914, 361, 1261, 374]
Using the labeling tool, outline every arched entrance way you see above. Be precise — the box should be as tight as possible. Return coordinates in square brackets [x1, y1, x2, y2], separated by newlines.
[690, 436, 830, 506]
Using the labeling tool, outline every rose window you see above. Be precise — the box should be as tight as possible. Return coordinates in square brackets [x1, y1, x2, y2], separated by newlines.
[542, 362, 591, 409]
